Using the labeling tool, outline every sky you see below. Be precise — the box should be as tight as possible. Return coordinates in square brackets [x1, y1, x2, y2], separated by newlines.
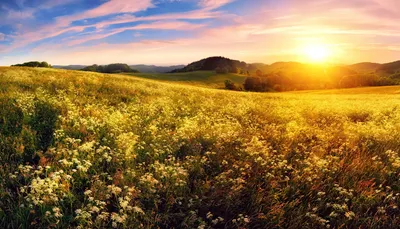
[0, 0, 399, 66]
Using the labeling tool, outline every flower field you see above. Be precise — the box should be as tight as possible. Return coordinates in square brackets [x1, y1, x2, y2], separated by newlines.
[1, 67, 400, 228]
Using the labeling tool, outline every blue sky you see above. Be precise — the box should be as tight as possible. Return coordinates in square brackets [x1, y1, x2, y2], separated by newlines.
[0, 0, 399, 65]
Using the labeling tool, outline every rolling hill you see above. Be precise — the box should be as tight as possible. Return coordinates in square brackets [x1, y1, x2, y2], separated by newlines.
[54, 64, 186, 73]
[376, 60, 400, 75]
[30, 57, 400, 91]
[130, 64, 185, 73]
[171, 56, 248, 73]
[53, 65, 88, 70]
[170, 56, 400, 75]
[160, 57, 400, 90]
[349, 62, 382, 73]
[124, 71, 247, 88]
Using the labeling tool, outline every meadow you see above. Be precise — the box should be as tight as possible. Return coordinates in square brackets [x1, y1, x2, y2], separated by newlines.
[0, 67, 400, 228]
[123, 71, 247, 89]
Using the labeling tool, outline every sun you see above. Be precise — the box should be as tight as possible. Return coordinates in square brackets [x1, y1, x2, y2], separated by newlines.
[302, 43, 331, 63]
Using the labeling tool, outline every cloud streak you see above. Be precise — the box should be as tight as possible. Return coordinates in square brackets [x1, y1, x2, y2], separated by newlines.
[1, 0, 400, 65]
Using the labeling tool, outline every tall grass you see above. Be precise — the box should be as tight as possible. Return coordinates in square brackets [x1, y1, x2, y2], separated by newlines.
[0, 67, 400, 228]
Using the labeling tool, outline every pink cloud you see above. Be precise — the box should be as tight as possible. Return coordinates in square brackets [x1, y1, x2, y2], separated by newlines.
[5, 0, 400, 65]
[4, 0, 154, 52]
[133, 20, 206, 30]
[66, 21, 207, 46]
[93, 9, 222, 29]
[7, 4, 222, 52]
[199, 0, 235, 9]
[55, 0, 154, 27]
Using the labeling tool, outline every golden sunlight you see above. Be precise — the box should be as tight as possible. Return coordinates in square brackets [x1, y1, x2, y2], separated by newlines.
[302, 43, 332, 63]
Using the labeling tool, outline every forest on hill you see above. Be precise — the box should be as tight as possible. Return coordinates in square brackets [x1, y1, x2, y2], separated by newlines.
[10, 57, 400, 92]
[131, 65, 185, 73]
[12, 61, 52, 68]
[81, 64, 139, 74]
[171, 56, 400, 92]
[53, 65, 186, 73]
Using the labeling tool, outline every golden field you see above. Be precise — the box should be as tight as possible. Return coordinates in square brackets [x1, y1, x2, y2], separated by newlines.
[1, 67, 400, 228]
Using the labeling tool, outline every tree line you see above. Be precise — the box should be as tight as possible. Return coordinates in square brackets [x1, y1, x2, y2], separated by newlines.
[12, 61, 51, 68]
[223, 68, 400, 92]
[81, 64, 139, 73]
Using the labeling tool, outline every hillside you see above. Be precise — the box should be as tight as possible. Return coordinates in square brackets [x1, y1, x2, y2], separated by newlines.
[130, 64, 185, 73]
[52, 58, 400, 91]
[124, 71, 247, 88]
[376, 60, 400, 75]
[1, 67, 400, 228]
[82, 63, 139, 73]
[171, 56, 248, 73]
[53, 64, 185, 73]
[349, 62, 382, 73]
[53, 65, 88, 70]
[166, 57, 400, 91]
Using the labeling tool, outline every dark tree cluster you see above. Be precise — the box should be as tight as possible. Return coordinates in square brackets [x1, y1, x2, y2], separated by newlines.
[243, 77, 271, 92]
[172, 56, 248, 74]
[82, 64, 139, 73]
[224, 80, 243, 91]
[225, 65, 400, 93]
[12, 61, 51, 68]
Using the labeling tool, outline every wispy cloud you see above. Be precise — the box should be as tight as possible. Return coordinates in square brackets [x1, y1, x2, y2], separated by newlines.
[55, 0, 154, 27]
[2, 0, 400, 65]
[2, 0, 223, 52]
[66, 21, 206, 46]
[199, 0, 236, 9]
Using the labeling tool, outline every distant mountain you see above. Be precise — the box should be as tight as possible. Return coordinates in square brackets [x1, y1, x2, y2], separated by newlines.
[171, 56, 399, 77]
[50, 58, 400, 80]
[169, 57, 323, 75]
[171, 56, 248, 73]
[349, 62, 381, 73]
[130, 65, 185, 73]
[376, 60, 400, 75]
[268, 61, 305, 70]
[54, 64, 184, 73]
[248, 63, 270, 73]
[82, 64, 139, 74]
[53, 65, 88, 70]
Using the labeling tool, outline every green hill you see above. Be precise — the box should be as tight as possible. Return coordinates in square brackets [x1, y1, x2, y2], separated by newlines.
[130, 64, 185, 73]
[171, 56, 248, 73]
[53, 64, 185, 73]
[162, 57, 400, 91]
[82, 63, 139, 73]
[349, 62, 381, 73]
[124, 71, 247, 88]
[376, 60, 400, 75]
[53, 65, 88, 70]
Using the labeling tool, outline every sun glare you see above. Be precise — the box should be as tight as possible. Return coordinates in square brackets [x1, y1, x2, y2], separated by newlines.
[303, 43, 331, 63]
